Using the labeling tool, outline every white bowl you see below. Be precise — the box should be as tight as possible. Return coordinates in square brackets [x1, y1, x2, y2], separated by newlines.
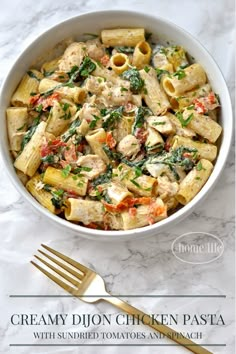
[0, 10, 233, 241]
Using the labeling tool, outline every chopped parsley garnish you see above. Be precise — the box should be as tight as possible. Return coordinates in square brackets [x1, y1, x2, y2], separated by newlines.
[130, 179, 141, 188]
[61, 165, 71, 178]
[36, 104, 43, 113]
[176, 112, 194, 127]
[122, 68, 144, 94]
[120, 86, 128, 92]
[153, 121, 166, 125]
[144, 66, 150, 73]
[74, 166, 93, 173]
[27, 70, 40, 81]
[173, 69, 186, 80]
[155, 68, 170, 80]
[196, 161, 205, 171]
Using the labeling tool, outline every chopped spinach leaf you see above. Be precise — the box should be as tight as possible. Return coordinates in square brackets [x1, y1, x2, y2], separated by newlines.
[116, 46, 135, 54]
[102, 106, 123, 130]
[61, 119, 81, 142]
[27, 70, 40, 81]
[132, 106, 151, 134]
[51, 189, 65, 209]
[122, 68, 144, 94]
[92, 164, 113, 187]
[21, 116, 41, 150]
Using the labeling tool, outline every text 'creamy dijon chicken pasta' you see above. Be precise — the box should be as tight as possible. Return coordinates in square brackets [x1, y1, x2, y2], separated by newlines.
[6, 28, 222, 231]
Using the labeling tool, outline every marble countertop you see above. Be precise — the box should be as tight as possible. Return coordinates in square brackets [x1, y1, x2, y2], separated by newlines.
[0, 0, 235, 353]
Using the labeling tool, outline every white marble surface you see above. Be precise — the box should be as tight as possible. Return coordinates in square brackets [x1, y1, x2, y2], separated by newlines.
[0, 1, 235, 353]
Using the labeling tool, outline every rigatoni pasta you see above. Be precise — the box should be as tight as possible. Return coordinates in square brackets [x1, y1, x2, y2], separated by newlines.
[7, 27, 222, 231]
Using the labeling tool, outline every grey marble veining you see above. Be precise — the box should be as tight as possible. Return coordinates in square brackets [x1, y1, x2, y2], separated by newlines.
[0, 0, 235, 353]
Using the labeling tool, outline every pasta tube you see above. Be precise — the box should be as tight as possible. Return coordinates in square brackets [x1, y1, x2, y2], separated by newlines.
[140, 67, 170, 115]
[145, 126, 164, 153]
[65, 199, 104, 224]
[58, 42, 87, 72]
[6, 107, 28, 152]
[121, 198, 167, 230]
[14, 121, 47, 177]
[85, 128, 110, 164]
[176, 159, 213, 205]
[147, 114, 176, 135]
[101, 28, 145, 47]
[110, 53, 130, 74]
[132, 41, 152, 69]
[162, 64, 207, 97]
[171, 135, 217, 161]
[46, 99, 77, 136]
[11, 70, 43, 106]
[170, 83, 211, 110]
[182, 109, 222, 143]
[107, 182, 133, 204]
[41, 56, 61, 75]
[43, 166, 88, 196]
[112, 115, 134, 142]
[117, 164, 157, 197]
[38, 78, 87, 104]
[26, 174, 56, 214]
[167, 112, 196, 138]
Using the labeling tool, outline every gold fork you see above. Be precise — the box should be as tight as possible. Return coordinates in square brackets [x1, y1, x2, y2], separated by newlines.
[31, 244, 212, 354]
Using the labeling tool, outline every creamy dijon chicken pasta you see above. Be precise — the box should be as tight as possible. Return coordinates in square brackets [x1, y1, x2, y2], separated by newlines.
[7, 28, 222, 230]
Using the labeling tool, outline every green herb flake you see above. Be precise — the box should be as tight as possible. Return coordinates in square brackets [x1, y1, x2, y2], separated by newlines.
[36, 104, 43, 113]
[155, 68, 170, 81]
[130, 179, 141, 188]
[173, 69, 186, 80]
[61, 165, 71, 178]
[196, 161, 205, 171]
[176, 112, 194, 127]
[144, 66, 150, 73]
[120, 86, 128, 92]
[153, 121, 166, 125]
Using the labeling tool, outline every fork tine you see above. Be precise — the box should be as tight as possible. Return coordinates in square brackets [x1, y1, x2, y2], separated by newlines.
[38, 250, 84, 281]
[34, 255, 79, 288]
[41, 244, 89, 274]
[31, 261, 76, 295]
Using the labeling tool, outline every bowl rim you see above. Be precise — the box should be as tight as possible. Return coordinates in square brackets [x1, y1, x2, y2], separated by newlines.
[0, 9, 233, 240]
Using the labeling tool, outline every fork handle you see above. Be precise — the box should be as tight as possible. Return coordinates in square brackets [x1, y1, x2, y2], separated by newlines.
[103, 295, 212, 354]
